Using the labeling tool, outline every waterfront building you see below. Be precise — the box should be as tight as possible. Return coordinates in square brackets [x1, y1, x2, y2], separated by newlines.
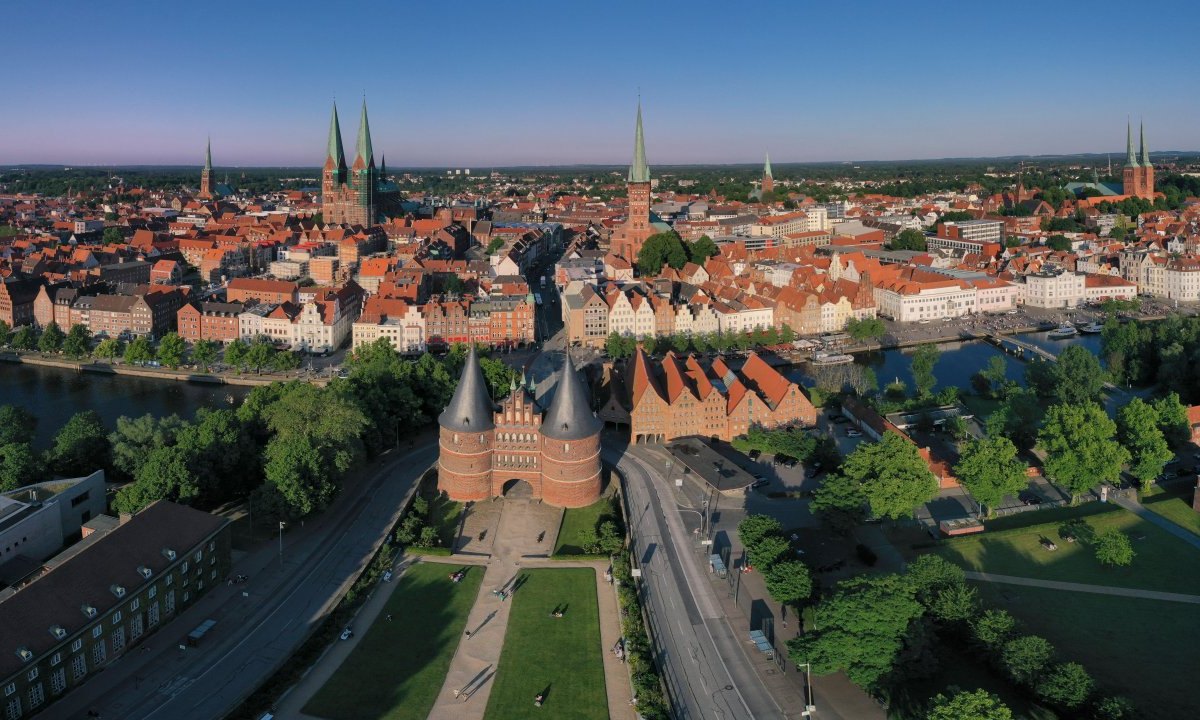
[0, 501, 231, 718]
[437, 347, 603, 508]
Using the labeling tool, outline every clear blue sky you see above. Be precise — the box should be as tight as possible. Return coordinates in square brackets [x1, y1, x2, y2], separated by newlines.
[4, 0, 1197, 167]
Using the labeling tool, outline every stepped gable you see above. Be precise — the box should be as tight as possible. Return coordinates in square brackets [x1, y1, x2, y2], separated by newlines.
[540, 352, 602, 441]
[438, 345, 496, 432]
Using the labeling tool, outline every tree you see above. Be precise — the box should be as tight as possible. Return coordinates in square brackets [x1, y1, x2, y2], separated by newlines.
[986, 388, 1042, 450]
[846, 317, 886, 342]
[109, 413, 185, 481]
[1031, 346, 1107, 405]
[262, 434, 334, 518]
[113, 444, 200, 513]
[737, 515, 784, 549]
[906, 554, 966, 605]
[1000, 635, 1055, 685]
[929, 582, 978, 624]
[927, 689, 1013, 720]
[102, 226, 124, 245]
[910, 343, 940, 399]
[93, 337, 122, 363]
[605, 332, 634, 359]
[11, 326, 37, 351]
[1046, 234, 1071, 251]
[1039, 403, 1129, 500]
[1117, 398, 1172, 486]
[955, 437, 1028, 515]
[224, 339, 248, 369]
[1093, 529, 1135, 567]
[0, 319, 10, 346]
[978, 355, 1008, 398]
[888, 228, 928, 251]
[0, 442, 43, 491]
[0, 405, 37, 446]
[270, 349, 301, 372]
[688, 235, 718, 264]
[191, 339, 217, 370]
[814, 432, 937, 520]
[635, 232, 688, 276]
[971, 608, 1017, 649]
[787, 573, 923, 689]
[156, 332, 187, 368]
[763, 560, 812, 607]
[1150, 392, 1190, 449]
[1036, 662, 1094, 709]
[1090, 696, 1135, 720]
[124, 336, 155, 365]
[38, 322, 64, 353]
[50, 410, 110, 477]
[747, 533, 790, 571]
[61, 324, 92, 359]
[244, 338, 275, 371]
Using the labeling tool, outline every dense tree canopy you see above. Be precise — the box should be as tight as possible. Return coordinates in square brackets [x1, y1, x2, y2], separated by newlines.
[1117, 398, 1173, 486]
[887, 228, 928, 251]
[0, 405, 37, 446]
[910, 343, 941, 399]
[50, 410, 110, 477]
[813, 432, 938, 520]
[1039, 403, 1129, 499]
[635, 231, 689, 276]
[954, 437, 1028, 514]
[927, 689, 1013, 720]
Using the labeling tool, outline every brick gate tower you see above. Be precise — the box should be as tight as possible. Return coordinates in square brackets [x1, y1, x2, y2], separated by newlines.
[437, 347, 602, 508]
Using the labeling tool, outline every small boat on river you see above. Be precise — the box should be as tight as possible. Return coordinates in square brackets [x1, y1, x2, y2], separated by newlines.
[1047, 324, 1078, 339]
[810, 351, 855, 366]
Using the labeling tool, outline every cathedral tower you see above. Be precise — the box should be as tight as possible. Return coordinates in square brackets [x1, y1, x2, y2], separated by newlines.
[761, 152, 774, 196]
[1122, 120, 1141, 198]
[612, 103, 653, 265]
[198, 138, 213, 200]
[1136, 121, 1155, 200]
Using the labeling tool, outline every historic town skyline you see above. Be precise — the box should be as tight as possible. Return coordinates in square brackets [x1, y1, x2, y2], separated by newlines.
[4, 1, 1198, 166]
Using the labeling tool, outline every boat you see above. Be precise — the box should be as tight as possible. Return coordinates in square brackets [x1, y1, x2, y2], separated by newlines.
[1037, 321, 1057, 331]
[810, 351, 855, 366]
[1047, 324, 1078, 339]
[1078, 322, 1104, 334]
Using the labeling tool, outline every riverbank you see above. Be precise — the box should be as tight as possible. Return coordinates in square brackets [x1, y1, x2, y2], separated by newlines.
[0, 351, 325, 387]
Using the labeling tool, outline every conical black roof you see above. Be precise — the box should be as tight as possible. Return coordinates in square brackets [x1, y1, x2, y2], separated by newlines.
[541, 352, 602, 441]
[439, 345, 495, 433]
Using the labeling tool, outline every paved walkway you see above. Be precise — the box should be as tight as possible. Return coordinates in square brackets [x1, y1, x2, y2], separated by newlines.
[1114, 495, 1200, 551]
[964, 572, 1200, 604]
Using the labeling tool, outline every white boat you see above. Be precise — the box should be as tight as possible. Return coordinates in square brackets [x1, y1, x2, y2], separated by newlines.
[810, 351, 855, 366]
[1078, 322, 1104, 334]
[1047, 324, 1078, 339]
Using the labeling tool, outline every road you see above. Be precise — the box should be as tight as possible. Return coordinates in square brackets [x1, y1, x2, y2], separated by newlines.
[39, 442, 438, 720]
[609, 447, 786, 720]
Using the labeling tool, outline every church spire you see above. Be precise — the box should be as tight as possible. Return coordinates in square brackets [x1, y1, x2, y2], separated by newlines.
[354, 99, 374, 169]
[1125, 119, 1139, 168]
[1139, 121, 1151, 167]
[764, 152, 773, 178]
[628, 102, 650, 184]
[204, 137, 212, 172]
[326, 102, 346, 171]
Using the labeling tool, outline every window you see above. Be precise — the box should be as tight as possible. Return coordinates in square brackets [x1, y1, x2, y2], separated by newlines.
[92, 640, 106, 666]
[166, 575, 173, 587]
[25, 668, 36, 682]
[27, 684, 42, 709]
[111, 626, 125, 654]
[181, 561, 189, 574]
[183, 591, 190, 603]
[5, 697, 20, 720]
[50, 653, 60, 667]
[210, 569, 217, 580]
[70, 639, 82, 653]
[130, 613, 144, 640]
[193, 550, 202, 563]
[148, 601, 160, 626]
[2, 685, 11, 698]
[149, 586, 157, 599]
[164, 591, 175, 615]
[92, 626, 103, 639]
[112, 611, 122, 624]
[49, 669, 65, 696]
[71, 655, 86, 682]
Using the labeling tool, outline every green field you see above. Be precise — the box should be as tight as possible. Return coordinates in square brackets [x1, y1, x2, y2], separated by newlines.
[936, 507, 1200, 595]
[484, 568, 608, 720]
[303, 562, 482, 720]
[554, 497, 610, 555]
[1143, 487, 1200, 538]
[975, 582, 1199, 719]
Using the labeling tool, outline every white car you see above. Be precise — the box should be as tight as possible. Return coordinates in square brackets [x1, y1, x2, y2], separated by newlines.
[339, 628, 353, 641]
[382, 570, 392, 582]
[846, 429, 863, 438]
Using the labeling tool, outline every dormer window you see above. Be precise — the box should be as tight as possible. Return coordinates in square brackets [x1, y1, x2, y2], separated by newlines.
[138, 566, 152, 579]
[49, 626, 67, 640]
[111, 584, 126, 599]
[15, 648, 33, 663]
[81, 605, 97, 619]
[162, 548, 176, 561]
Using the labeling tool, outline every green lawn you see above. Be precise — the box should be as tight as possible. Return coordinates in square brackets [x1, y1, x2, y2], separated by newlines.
[1143, 487, 1200, 538]
[935, 507, 1200, 595]
[975, 582, 1200, 720]
[960, 393, 1002, 422]
[303, 562, 482, 720]
[428, 494, 464, 546]
[484, 568, 608, 720]
[554, 497, 610, 555]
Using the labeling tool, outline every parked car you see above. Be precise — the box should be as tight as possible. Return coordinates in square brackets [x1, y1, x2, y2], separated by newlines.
[1019, 492, 1042, 506]
[339, 627, 353, 641]
[774, 455, 798, 467]
[846, 429, 863, 438]
[749, 477, 769, 490]
[747, 449, 761, 461]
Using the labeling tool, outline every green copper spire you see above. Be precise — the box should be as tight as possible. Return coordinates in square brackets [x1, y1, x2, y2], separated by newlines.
[764, 152, 772, 178]
[1125, 119, 1139, 168]
[326, 103, 346, 169]
[628, 102, 650, 184]
[204, 137, 212, 171]
[1140, 121, 1151, 167]
[355, 99, 374, 168]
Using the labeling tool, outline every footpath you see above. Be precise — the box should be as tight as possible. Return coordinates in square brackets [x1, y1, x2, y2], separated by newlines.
[963, 572, 1200, 604]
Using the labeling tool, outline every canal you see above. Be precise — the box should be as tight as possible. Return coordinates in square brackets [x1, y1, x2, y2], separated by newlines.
[0, 364, 249, 448]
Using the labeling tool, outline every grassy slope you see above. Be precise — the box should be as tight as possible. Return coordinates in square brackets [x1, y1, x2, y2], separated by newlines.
[553, 498, 608, 555]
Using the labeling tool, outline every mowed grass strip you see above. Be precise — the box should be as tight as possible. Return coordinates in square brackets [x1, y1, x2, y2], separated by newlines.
[484, 568, 608, 720]
[554, 498, 607, 555]
[303, 562, 482, 720]
[975, 582, 1200, 720]
[935, 507, 1200, 595]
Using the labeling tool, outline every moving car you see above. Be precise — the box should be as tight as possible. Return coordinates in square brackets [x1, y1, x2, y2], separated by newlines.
[339, 627, 353, 640]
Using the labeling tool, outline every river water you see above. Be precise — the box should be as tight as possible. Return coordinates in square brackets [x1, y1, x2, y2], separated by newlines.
[0, 363, 249, 448]
[793, 330, 1106, 394]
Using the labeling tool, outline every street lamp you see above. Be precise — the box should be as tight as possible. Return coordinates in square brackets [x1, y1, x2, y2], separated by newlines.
[278, 521, 286, 568]
[797, 661, 816, 716]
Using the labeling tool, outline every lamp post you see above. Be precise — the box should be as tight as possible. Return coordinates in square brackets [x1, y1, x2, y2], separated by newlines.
[797, 661, 816, 716]
[278, 521, 286, 568]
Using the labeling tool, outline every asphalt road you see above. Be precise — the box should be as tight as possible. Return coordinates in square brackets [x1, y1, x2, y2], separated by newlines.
[609, 448, 786, 720]
[38, 442, 438, 720]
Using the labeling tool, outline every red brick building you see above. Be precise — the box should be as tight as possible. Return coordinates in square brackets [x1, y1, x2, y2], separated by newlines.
[610, 104, 654, 264]
[438, 348, 602, 508]
[177, 301, 244, 343]
[226, 277, 298, 305]
[0, 277, 41, 328]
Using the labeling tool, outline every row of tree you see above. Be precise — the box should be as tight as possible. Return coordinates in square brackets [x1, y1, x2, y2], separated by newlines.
[790, 555, 1133, 718]
[603, 325, 796, 360]
[737, 515, 812, 609]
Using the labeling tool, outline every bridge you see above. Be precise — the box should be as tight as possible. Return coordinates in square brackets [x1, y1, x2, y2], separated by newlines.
[987, 334, 1058, 362]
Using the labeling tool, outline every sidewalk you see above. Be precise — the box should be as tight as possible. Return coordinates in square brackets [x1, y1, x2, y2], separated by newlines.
[1114, 494, 1200, 551]
[963, 572, 1200, 603]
